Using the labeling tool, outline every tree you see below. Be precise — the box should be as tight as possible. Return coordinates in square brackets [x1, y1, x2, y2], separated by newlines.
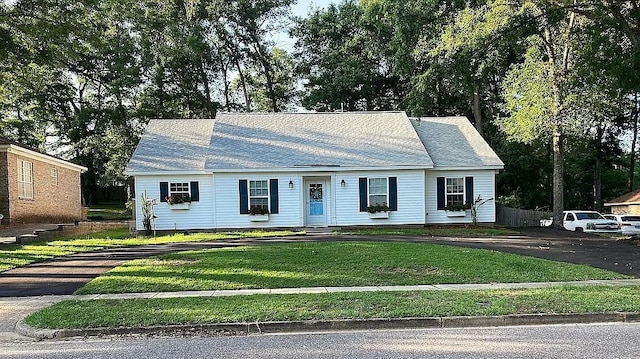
[291, 0, 401, 111]
[242, 48, 297, 112]
[211, 0, 295, 112]
[442, 1, 587, 227]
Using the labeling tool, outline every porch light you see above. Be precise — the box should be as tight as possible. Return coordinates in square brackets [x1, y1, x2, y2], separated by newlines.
[341, 179, 346, 187]
[289, 180, 294, 189]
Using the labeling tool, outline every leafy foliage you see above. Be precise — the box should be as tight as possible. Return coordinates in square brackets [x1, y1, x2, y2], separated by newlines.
[2, 0, 640, 211]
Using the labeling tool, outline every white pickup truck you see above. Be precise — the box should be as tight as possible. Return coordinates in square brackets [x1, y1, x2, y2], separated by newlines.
[540, 210, 620, 233]
[562, 210, 620, 233]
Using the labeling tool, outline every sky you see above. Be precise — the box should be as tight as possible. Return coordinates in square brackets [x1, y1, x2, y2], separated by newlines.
[291, 0, 336, 17]
[272, 0, 337, 50]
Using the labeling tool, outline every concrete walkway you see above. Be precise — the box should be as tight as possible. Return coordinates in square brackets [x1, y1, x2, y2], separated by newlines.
[17, 278, 640, 301]
[4, 278, 640, 341]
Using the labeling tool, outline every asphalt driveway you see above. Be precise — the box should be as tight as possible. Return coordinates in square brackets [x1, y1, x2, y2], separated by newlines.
[0, 228, 639, 298]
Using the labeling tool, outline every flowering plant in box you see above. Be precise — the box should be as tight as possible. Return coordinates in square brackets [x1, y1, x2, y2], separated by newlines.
[166, 194, 191, 205]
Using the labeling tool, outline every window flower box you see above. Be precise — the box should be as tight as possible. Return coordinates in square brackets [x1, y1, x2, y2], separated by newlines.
[249, 206, 269, 221]
[445, 203, 468, 217]
[369, 211, 389, 219]
[446, 210, 466, 217]
[166, 194, 191, 210]
[168, 203, 190, 210]
[366, 203, 390, 219]
[250, 214, 269, 222]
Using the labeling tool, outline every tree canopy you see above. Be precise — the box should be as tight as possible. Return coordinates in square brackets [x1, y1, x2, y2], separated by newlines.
[2, 0, 639, 212]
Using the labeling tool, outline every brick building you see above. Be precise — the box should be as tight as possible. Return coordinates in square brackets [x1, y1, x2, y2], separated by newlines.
[0, 137, 87, 225]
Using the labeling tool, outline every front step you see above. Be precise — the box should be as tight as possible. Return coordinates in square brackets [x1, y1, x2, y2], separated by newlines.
[305, 227, 338, 235]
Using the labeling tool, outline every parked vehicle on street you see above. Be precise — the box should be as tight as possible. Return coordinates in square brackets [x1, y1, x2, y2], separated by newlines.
[562, 210, 620, 233]
[603, 214, 640, 236]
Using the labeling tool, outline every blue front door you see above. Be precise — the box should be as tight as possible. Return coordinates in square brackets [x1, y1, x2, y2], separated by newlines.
[305, 180, 327, 226]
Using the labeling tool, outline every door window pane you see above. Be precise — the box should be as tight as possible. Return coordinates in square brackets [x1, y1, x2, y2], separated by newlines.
[309, 183, 323, 215]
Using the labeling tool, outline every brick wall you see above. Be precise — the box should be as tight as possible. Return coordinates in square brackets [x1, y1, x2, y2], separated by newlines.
[17, 221, 129, 243]
[7, 151, 83, 224]
[0, 152, 8, 225]
[611, 205, 640, 215]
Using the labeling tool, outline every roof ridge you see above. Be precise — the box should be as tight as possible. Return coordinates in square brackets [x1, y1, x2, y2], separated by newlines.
[216, 111, 406, 116]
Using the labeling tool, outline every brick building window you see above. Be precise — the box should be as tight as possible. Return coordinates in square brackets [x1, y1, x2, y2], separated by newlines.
[51, 168, 58, 185]
[17, 159, 34, 199]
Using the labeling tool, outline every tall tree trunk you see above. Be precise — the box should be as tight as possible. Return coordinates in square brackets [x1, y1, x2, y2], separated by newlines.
[593, 156, 602, 211]
[220, 58, 231, 111]
[199, 56, 214, 118]
[547, 5, 575, 229]
[257, 53, 277, 112]
[472, 82, 483, 137]
[552, 129, 564, 229]
[593, 124, 604, 211]
[630, 93, 639, 192]
[232, 56, 251, 112]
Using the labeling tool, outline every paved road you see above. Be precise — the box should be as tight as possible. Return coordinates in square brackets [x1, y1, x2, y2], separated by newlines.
[2, 229, 640, 297]
[2, 323, 639, 358]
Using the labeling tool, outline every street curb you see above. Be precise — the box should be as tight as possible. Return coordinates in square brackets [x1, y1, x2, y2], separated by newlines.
[16, 312, 640, 340]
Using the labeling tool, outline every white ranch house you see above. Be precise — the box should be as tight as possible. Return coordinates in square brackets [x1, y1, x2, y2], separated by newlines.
[126, 112, 504, 231]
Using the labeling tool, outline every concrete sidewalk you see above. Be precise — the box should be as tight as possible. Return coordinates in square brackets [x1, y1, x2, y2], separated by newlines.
[18, 278, 640, 301]
[4, 278, 640, 341]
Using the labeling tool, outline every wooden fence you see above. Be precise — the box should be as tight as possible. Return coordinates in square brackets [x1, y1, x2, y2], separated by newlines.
[496, 205, 552, 227]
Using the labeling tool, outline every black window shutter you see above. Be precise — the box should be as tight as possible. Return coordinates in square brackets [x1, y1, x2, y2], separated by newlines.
[160, 182, 168, 202]
[465, 176, 474, 209]
[436, 177, 445, 210]
[359, 177, 368, 212]
[190, 181, 199, 202]
[389, 177, 398, 211]
[269, 179, 279, 214]
[239, 180, 249, 214]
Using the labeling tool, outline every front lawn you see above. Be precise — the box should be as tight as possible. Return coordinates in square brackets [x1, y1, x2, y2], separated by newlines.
[87, 202, 131, 220]
[26, 285, 640, 329]
[75, 241, 628, 294]
[0, 229, 301, 272]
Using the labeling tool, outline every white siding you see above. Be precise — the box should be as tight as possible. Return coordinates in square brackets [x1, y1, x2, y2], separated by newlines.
[214, 173, 303, 229]
[134, 174, 214, 231]
[135, 169, 444, 230]
[334, 170, 426, 226]
[425, 170, 497, 224]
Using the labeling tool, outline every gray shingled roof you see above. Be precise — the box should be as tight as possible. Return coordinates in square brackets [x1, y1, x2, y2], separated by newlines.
[126, 118, 214, 172]
[126, 113, 503, 173]
[410, 117, 504, 168]
[205, 112, 433, 170]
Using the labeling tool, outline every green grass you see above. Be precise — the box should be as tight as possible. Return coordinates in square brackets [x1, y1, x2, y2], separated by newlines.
[75, 241, 628, 294]
[0, 229, 302, 273]
[336, 227, 517, 237]
[87, 203, 131, 220]
[25, 286, 640, 329]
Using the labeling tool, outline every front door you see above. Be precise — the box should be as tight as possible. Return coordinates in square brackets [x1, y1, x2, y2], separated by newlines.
[305, 180, 327, 227]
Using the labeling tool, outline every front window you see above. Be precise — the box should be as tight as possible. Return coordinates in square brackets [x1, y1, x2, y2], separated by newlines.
[249, 180, 269, 211]
[17, 159, 34, 199]
[368, 178, 388, 206]
[446, 177, 464, 207]
[168, 182, 190, 203]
